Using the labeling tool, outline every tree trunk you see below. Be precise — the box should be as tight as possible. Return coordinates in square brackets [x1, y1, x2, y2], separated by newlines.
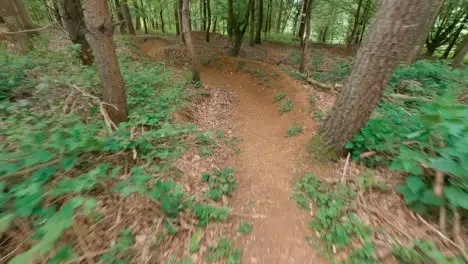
[178, 0, 184, 42]
[58, 0, 94, 65]
[159, 10, 165, 33]
[405, 1, 441, 63]
[140, 0, 148, 34]
[275, 0, 283, 32]
[82, 0, 127, 125]
[231, 0, 253, 57]
[15, 0, 37, 30]
[264, 0, 271, 33]
[135, 4, 141, 31]
[205, 0, 211, 42]
[452, 34, 468, 68]
[203, 0, 207, 31]
[249, 0, 255, 46]
[292, 2, 300, 36]
[212, 16, 217, 32]
[0, 0, 32, 53]
[122, 1, 135, 35]
[181, 0, 200, 82]
[114, 0, 126, 34]
[52, 1, 63, 27]
[297, 0, 307, 39]
[227, 0, 233, 38]
[347, 0, 362, 50]
[299, 0, 312, 73]
[254, 0, 263, 43]
[174, 3, 180, 35]
[318, 0, 442, 156]
[441, 21, 464, 59]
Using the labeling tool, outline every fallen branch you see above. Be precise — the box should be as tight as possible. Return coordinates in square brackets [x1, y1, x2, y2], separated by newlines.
[230, 211, 267, 219]
[306, 77, 343, 92]
[388, 93, 432, 102]
[0, 22, 56, 35]
[360, 151, 377, 159]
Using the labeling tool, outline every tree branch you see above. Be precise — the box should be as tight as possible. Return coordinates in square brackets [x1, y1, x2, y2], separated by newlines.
[0, 22, 56, 35]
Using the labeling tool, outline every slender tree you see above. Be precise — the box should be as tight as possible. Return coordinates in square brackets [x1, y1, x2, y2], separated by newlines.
[82, 0, 127, 124]
[347, 0, 363, 51]
[254, 0, 262, 43]
[452, 34, 468, 68]
[114, 0, 127, 34]
[0, 0, 33, 53]
[181, 0, 201, 82]
[441, 18, 465, 59]
[205, 0, 211, 42]
[134, 1, 141, 30]
[318, 0, 442, 155]
[58, 0, 94, 65]
[140, 0, 148, 34]
[299, 0, 313, 73]
[178, 0, 184, 42]
[249, 0, 255, 46]
[122, 1, 135, 35]
[160, 10, 165, 33]
[227, 0, 233, 38]
[174, 2, 180, 35]
[230, 0, 253, 56]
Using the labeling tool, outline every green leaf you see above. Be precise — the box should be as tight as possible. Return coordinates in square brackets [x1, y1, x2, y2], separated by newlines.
[430, 157, 466, 177]
[345, 142, 354, 149]
[444, 187, 468, 209]
[421, 189, 441, 206]
[0, 214, 15, 233]
[406, 176, 426, 194]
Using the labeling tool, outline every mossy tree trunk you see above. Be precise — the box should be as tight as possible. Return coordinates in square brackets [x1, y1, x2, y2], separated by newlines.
[82, 0, 127, 125]
[318, 0, 442, 156]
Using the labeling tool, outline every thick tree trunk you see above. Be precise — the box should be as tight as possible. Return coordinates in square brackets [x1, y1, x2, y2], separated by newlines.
[58, 0, 94, 65]
[318, 0, 442, 156]
[181, 0, 200, 82]
[452, 34, 468, 68]
[405, 1, 441, 63]
[160, 10, 165, 33]
[0, 0, 32, 53]
[254, 0, 263, 43]
[122, 2, 135, 35]
[114, 0, 126, 34]
[205, 0, 211, 42]
[249, 0, 255, 46]
[299, 0, 312, 73]
[134, 1, 141, 30]
[442, 22, 464, 59]
[82, 0, 127, 125]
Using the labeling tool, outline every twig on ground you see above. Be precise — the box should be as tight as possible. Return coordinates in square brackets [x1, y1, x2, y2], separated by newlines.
[341, 152, 351, 183]
[230, 211, 267, 219]
[415, 213, 468, 263]
[359, 151, 376, 159]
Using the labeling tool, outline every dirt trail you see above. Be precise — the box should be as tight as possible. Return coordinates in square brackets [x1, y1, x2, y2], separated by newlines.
[200, 57, 328, 264]
[139, 39, 329, 263]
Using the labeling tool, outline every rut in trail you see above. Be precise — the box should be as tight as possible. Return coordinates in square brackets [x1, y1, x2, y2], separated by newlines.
[200, 57, 328, 264]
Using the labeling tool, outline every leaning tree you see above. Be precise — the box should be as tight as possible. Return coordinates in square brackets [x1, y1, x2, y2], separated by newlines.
[318, 0, 442, 156]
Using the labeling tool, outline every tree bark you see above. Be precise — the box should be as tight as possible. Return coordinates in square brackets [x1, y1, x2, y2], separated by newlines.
[51, 1, 63, 27]
[82, 0, 127, 125]
[0, 0, 32, 53]
[292, 2, 300, 36]
[15, 0, 37, 30]
[264, 0, 271, 33]
[58, 0, 94, 65]
[178, 0, 184, 42]
[299, 0, 312, 73]
[249, 0, 255, 46]
[212, 16, 217, 32]
[275, 0, 283, 32]
[319, 0, 442, 156]
[227, 0, 233, 38]
[452, 34, 468, 68]
[405, 1, 441, 63]
[181, 0, 200, 82]
[297, 0, 307, 39]
[254, 0, 263, 43]
[205, 0, 211, 42]
[113, 0, 126, 34]
[122, 1, 135, 35]
[134, 1, 141, 30]
[203, 0, 207, 31]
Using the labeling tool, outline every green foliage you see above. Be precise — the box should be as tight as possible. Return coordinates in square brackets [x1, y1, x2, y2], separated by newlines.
[272, 91, 287, 102]
[313, 59, 351, 84]
[292, 173, 376, 262]
[392, 240, 465, 264]
[201, 168, 236, 201]
[188, 230, 203, 253]
[285, 122, 303, 137]
[0, 52, 29, 100]
[279, 98, 293, 114]
[205, 238, 241, 264]
[308, 93, 317, 107]
[188, 202, 230, 227]
[308, 51, 325, 72]
[237, 220, 253, 234]
[100, 228, 134, 263]
[306, 135, 336, 162]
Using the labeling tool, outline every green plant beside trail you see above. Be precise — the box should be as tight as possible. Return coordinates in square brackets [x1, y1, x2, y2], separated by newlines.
[0, 37, 233, 264]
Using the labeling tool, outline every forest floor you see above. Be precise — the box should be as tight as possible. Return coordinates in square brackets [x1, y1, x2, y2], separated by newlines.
[136, 33, 453, 263]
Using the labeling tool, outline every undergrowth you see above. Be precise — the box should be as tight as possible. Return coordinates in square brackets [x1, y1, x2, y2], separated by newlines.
[0, 37, 235, 263]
